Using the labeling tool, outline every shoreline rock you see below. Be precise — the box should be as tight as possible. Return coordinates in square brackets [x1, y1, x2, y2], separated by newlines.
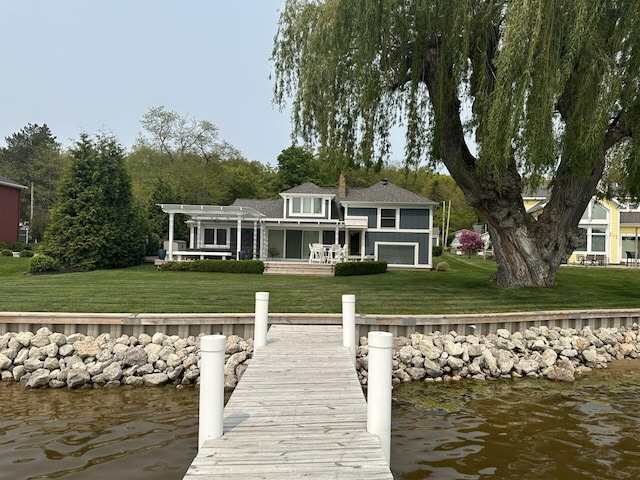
[356, 324, 640, 385]
[2, 324, 639, 389]
[0, 328, 254, 389]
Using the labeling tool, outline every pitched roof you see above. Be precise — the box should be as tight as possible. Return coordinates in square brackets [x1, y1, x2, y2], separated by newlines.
[0, 175, 27, 189]
[621, 212, 640, 226]
[281, 182, 336, 195]
[231, 198, 283, 218]
[343, 180, 435, 205]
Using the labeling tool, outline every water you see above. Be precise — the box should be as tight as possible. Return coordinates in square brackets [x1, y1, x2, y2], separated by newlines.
[1, 364, 639, 479]
[0, 385, 199, 480]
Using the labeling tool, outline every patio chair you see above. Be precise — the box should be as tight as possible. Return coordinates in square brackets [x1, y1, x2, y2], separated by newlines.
[328, 244, 342, 264]
[309, 243, 324, 263]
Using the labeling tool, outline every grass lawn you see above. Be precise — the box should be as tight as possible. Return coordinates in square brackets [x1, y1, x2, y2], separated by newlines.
[1, 254, 639, 314]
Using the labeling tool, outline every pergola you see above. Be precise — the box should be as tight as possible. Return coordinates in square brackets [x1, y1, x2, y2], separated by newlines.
[158, 204, 265, 261]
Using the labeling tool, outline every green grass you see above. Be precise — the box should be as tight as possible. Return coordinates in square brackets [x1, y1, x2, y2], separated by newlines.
[1, 254, 640, 314]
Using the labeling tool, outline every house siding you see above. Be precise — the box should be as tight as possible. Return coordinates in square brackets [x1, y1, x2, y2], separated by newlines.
[400, 208, 430, 229]
[0, 184, 22, 244]
[347, 207, 377, 228]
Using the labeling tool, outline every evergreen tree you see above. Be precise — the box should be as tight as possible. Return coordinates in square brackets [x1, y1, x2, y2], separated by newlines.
[43, 134, 146, 269]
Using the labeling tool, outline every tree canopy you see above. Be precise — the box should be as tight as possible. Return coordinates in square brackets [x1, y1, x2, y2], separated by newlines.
[0, 124, 65, 241]
[273, 0, 640, 287]
[43, 134, 146, 269]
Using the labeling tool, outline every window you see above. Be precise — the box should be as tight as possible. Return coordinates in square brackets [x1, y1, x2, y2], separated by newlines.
[581, 200, 609, 221]
[377, 243, 417, 265]
[203, 228, 228, 247]
[575, 226, 607, 253]
[380, 208, 396, 228]
[291, 196, 323, 215]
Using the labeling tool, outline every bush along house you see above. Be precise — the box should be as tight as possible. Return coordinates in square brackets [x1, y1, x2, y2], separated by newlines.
[159, 175, 437, 270]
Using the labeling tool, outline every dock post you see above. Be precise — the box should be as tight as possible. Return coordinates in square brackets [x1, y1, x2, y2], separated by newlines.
[367, 331, 393, 465]
[254, 291, 269, 349]
[198, 334, 226, 449]
[342, 294, 356, 366]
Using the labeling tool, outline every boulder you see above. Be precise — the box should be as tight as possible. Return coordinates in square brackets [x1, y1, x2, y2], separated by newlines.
[143, 372, 169, 386]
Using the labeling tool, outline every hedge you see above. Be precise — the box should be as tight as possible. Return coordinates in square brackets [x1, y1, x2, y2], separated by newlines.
[160, 259, 265, 274]
[334, 261, 388, 276]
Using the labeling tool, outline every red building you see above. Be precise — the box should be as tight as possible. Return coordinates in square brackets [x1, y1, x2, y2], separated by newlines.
[0, 175, 27, 244]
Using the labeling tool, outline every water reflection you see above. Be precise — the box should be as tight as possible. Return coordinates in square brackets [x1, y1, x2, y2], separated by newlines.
[2, 364, 640, 480]
[392, 365, 640, 479]
[0, 385, 199, 480]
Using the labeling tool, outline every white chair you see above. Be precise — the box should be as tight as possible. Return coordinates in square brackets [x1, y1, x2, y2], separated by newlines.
[309, 243, 324, 263]
[335, 245, 348, 263]
[328, 244, 341, 264]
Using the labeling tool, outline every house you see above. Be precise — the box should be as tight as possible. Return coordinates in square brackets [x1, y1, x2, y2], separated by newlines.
[159, 175, 437, 269]
[0, 175, 27, 244]
[524, 189, 640, 265]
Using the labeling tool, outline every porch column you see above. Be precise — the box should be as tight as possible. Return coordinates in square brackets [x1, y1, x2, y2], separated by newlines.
[236, 216, 242, 258]
[259, 222, 265, 260]
[196, 220, 202, 249]
[253, 221, 258, 259]
[189, 225, 195, 249]
[334, 223, 339, 245]
[360, 229, 366, 261]
[168, 213, 175, 260]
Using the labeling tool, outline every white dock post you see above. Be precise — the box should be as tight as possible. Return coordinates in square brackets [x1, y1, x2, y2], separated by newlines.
[342, 294, 356, 366]
[254, 291, 269, 349]
[367, 331, 393, 465]
[198, 334, 226, 449]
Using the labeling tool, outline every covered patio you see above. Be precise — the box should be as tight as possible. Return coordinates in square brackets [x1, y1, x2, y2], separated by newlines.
[158, 204, 265, 261]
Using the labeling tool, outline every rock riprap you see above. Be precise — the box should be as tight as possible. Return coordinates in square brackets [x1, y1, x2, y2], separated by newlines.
[356, 324, 640, 384]
[2, 324, 638, 388]
[0, 328, 253, 389]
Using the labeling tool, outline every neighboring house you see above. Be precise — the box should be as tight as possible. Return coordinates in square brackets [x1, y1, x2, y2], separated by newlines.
[159, 175, 437, 269]
[524, 189, 640, 265]
[0, 175, 27, 244]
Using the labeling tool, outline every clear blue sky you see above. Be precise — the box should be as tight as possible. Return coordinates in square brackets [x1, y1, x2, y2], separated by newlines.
[0, 0, 294, 166]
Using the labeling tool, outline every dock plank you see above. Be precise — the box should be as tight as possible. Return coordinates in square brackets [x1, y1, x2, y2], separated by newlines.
[183, 324, 393, 479]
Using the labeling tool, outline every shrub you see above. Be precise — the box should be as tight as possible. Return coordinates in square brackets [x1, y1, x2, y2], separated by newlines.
[459, 230, 485, 256]
[334, 261, 388, 276]
[20, 249, 34, 257]
[432, 245, 443, 257]
[436, 261, 450, 272]
[9, 242, 26, 251]
[1, 249, 13, 257]
[160, 260, 264, 274]
[29, 255, 60, 273]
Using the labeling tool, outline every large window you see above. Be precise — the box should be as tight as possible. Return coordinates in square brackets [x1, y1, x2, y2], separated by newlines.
[203, 228, 228, 247]
[380, 208, 397, 228]
[576, 200, 609, 254]
[376, 242, 417, 265]
[575, 226, 607, 253]
[291, 197, 323, 215]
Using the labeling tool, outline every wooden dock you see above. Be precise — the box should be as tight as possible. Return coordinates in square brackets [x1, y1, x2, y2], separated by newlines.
[183, 324, 393, 479]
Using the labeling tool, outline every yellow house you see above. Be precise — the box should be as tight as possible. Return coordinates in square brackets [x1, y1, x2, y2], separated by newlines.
[524, 190, 639, 265]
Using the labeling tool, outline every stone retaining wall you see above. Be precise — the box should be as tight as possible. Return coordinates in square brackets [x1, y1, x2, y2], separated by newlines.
[2, 323, 639, 389]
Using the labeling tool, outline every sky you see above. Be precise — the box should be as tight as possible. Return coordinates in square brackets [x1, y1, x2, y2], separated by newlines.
[0, 0, 295, 166]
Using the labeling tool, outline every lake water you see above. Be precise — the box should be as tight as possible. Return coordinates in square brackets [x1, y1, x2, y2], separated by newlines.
[2, 363, 639, 479]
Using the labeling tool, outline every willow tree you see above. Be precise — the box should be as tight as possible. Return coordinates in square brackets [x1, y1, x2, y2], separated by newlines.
[273, 0, 640, 287]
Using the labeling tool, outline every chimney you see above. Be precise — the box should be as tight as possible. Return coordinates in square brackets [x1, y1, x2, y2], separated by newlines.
[339, 173, 346, 197]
